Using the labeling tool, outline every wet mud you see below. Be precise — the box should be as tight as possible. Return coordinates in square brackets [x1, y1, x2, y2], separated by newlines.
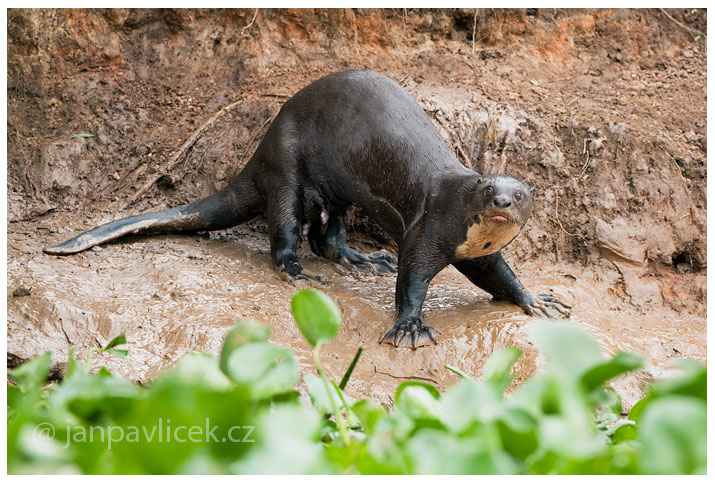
[8, 217, 705, 410]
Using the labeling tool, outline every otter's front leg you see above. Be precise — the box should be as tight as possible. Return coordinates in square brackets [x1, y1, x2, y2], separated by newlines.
[453, 251, 571, 318]
[379, 238, 448, 348]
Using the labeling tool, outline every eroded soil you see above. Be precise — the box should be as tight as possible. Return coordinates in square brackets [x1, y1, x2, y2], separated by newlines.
[7, 8, 707, 410]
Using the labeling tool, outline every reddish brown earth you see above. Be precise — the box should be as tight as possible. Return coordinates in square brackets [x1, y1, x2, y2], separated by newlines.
[7, 8, 706, 410]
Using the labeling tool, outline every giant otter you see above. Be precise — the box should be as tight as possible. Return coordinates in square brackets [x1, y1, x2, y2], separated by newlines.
[45, 70, 571, 347]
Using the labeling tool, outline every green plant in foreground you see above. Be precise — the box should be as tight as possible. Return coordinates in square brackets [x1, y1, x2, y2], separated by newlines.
[7, 289, 706, 474]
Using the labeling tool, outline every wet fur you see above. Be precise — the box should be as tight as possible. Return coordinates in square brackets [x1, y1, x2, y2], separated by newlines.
[45, 70, 569, 347]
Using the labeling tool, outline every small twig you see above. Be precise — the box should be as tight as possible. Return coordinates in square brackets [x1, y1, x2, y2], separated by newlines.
[350, 8, 359, 50]
[658, 147, 693, 217]
[659, 8, 705, 38]
[259, 93, 290, 99]
[662, 148, 686, 182]
[374, 367, 439, 385]
[472, 9, 479, 54]
[555, 192, 579, 238]
[246, 115, 274, 148]
[126, 98, 246, 207]
[240, 9, 258, 38]
[189, 129, 225, 177]
[562, 97, 578, 110]
[550, 9, 563, 32]
[577, 152, 590, 180]
[577, 138, 591, 180]
[397, 74, 409, 87]
[456, 141, 474, 170]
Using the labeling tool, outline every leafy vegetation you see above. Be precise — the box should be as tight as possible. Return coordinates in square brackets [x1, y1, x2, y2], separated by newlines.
[8, 290, 706, 474]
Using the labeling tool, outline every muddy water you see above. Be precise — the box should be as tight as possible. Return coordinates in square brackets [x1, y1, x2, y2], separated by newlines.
[8, 218, 706, 409]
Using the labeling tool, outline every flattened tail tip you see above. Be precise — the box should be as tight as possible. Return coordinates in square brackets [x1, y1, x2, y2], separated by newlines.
[43, 243, 86, 255]
[43, 246, 72, 255]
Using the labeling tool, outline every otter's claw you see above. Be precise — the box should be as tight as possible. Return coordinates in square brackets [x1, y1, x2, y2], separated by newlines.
[342, 248, 398, 274]
[379, 316, 439, 348]
[521, 293, 572, 319]
[279, 261, 325, 285]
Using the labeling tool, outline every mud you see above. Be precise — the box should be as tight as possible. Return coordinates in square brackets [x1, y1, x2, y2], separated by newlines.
[9, 218, 705, 410]
[7, 9, 707, 411]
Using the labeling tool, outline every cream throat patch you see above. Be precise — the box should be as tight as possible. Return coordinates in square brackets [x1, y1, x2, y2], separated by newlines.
[454, 215, 521, 259]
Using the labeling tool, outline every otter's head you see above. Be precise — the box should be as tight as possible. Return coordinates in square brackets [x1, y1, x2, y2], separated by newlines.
[455, 175, 536, 259]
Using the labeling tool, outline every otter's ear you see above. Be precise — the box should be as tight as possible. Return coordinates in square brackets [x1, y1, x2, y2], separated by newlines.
[530, 187, 538, 197]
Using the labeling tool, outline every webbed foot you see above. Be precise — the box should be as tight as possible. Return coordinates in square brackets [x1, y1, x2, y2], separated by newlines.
[278, 260, 325, 285]
[335, 247, 398, 274]
[379, 316, 439, 348]
[520, 293, 572, 318]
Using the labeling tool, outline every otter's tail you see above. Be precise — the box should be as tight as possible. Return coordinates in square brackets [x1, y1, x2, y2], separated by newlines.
[44, 181, 261, 255]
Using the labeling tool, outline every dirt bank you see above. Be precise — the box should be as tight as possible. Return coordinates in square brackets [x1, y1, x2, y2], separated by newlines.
[7, 8, 707, 409]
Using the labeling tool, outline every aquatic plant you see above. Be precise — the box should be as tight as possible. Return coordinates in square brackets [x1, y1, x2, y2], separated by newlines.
[8, 290, 706, 474]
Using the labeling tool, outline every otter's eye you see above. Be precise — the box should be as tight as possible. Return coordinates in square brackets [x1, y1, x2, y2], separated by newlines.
[514, 190, 523, 202]
[484, 186, 494, 198]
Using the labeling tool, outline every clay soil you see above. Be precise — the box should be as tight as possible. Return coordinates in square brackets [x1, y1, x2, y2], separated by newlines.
[6, 8, 707, 410]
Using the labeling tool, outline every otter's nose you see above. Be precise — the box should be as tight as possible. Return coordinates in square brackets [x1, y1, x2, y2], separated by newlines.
[492, 195, 512, 208]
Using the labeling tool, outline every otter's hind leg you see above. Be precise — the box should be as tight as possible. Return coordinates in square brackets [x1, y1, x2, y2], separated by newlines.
[308, 210, 397, 274]
[267, 186, 322, 282]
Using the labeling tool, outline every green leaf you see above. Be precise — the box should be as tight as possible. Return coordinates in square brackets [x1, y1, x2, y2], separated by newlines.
[628, 396, 651, 422]
[638, 396, 706, 474]
[7, 384, 24, 413]
[231, 404, 325, 474]
[482, 347, 522, 393]
[351, 399, 387, 433]
[103, 334, 127, 350]
[406, 429, 520, 474]
[224, 342, 298, 400]
[71, 133, 95, 138]
[629, 360, 706, 421]
[580, 352, 645, 391]
[529, 322, 604, 381]
[590, 386, 622, 414]
[105, 349, 128, 359]
[290, 290, 341, 346]
[65, 347, 80, 378]
[438, 379, 501, 433]
[394, 385, 441, 421]
[9, 352, 52, 392]
[650, 360, 706, 400]
[506, 375, 555, 417]
[339, 346, 363, 390]
[219, 321, 271, 374]
[51, 370, 142, 419]
[394, 381, 440, 405]
[305, 374, 354, 414]
[496, 407, 539, 459]
[610, 421, 637, 443]
[163, 352, 232, 390]
[444, 364, 472, 380]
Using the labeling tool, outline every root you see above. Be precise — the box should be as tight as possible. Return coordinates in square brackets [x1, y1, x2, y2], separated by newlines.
[659, 8, 705, 38]
[125, 98, 246, 207]
[240, 9, 259, 38]
[555, 192, 580, 238]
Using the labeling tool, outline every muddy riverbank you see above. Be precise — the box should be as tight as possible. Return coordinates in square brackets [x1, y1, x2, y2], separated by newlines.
[7, 8, 707, 410]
